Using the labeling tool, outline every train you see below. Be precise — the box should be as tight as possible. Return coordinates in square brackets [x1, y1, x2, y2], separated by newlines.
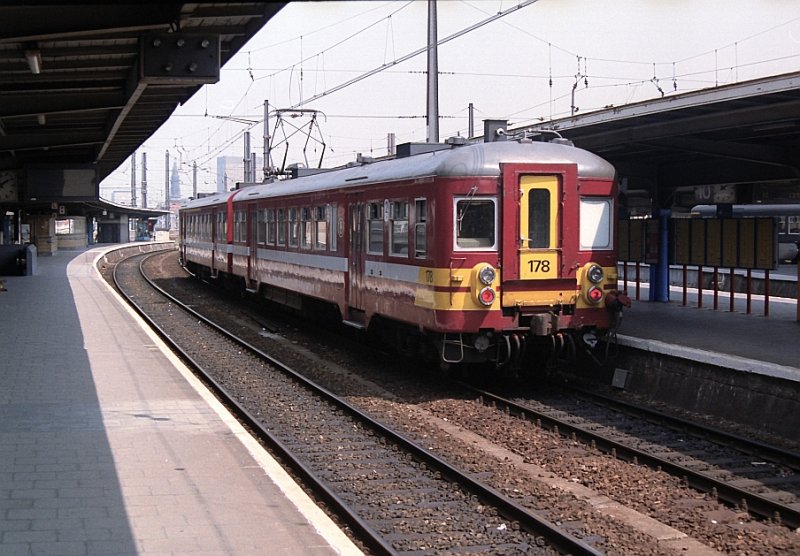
[179, 132, 629, 376]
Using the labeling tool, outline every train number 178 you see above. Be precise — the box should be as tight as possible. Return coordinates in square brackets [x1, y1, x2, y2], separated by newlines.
[527, 259, 550, 273]
[521, 253, 556, 279]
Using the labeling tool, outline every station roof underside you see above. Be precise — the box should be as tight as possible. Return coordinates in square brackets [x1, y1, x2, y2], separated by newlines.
[0, 2, 284, 182]
[521, 71, 800, 194]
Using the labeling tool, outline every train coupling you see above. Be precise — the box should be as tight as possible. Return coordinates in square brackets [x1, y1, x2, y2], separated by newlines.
[605, 290, 632, 311]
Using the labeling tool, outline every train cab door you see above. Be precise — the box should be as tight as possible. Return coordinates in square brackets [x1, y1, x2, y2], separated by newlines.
[345, 199, 366, 326]
[500, 164, 575, 303]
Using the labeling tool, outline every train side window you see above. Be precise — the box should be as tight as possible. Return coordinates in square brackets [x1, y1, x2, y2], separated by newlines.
[257, 209, 267, 245]
[288, 208, 300, 248]
[277, 209, 286, 246]
[266, 209, 276, 245]
[234, 210, 246, 243]
[328, 203, 337, 251]
[455, 197, 496, 250]
[314, 206, 327, 250]
[390, 201, 409, 257]
[367, 202, 384, 254]
[301, 207, 312, 249]
[216, 212, 227, 242]
[415, 198, 427, 258]
[528, 189, 550, 248]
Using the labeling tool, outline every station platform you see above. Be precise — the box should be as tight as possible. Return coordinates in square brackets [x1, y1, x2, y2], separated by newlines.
[617, 272, 799, 382]
[0, 246, 362, 556]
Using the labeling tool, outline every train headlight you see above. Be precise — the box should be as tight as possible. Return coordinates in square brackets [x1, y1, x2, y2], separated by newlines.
[586, 286, 604, 304]
[478, 264, 496, 285]
[587, 264, 604, 284]
[478, 287, 496, 306]
[474, 333, 492, 352]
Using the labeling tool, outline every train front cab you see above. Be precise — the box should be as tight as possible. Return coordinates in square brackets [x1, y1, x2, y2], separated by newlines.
[435, 162, 623, 371]
[498, 162, 624, 366]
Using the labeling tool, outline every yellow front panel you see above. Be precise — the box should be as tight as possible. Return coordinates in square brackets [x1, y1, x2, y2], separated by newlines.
[519, 175, 560, 279]
[414, 265, 501, 310]
[575, 264, 617, 309]
[519, 250, 558, 280]
[419, 290, 501, 311]
[502, 289, 576, 308]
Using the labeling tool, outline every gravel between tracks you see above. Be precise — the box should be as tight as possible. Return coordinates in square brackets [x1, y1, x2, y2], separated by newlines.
[132, 250, 800, 555]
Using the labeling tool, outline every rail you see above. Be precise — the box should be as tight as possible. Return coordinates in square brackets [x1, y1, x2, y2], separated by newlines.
[111, 249, 603, 555]
[464, 383, 800, 530]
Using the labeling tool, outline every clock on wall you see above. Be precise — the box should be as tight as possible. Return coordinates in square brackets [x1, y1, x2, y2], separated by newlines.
[0, 170, 18, 202]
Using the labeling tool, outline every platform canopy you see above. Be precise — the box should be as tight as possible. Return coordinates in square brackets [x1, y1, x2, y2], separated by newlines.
[0, 2, 285, 183]
[519, 71, 800, 209]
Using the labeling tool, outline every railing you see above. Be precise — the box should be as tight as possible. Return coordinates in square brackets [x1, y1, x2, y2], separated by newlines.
[618, 261, 799, 321]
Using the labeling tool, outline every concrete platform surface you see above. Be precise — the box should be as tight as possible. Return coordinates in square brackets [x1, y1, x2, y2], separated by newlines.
[0, 246, 362, 556]
[618, 281, 799, 381]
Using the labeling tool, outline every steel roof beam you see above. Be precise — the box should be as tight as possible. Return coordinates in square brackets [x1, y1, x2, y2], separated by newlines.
[0, 91, 125, 118]
[0, 5, 182, 43]
[0, 70, 129, 85]
[527, 71, 800, 133]
[643, 136, 800, 171]
[573, 100, 800, 150]
[0, 131, 104, 151]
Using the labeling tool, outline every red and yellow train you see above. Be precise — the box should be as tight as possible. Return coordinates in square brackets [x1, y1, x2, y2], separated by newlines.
[180, 134, 628, 375]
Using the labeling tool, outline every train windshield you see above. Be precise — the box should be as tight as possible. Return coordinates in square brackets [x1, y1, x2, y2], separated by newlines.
[580, 197, 614, 250]
[455, 197, 496, 249]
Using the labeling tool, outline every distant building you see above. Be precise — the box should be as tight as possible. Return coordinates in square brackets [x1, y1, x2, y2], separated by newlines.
[170, 161, 182, 201]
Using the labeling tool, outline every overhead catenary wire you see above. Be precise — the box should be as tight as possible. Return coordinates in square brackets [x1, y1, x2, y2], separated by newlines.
[289, 0, 541, 109]
[102, 4, 800, 195]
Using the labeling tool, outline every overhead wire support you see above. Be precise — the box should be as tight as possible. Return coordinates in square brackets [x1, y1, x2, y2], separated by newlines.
[267, 108, 328, 174]
[290, 0, 540, 109]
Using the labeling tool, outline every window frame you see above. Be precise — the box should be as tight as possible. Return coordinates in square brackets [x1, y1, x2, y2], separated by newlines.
[265, 208, 276, 245]
[276, 208, 286, 246]
[288, 207, 300, 248]
[313, 205, 327, 250]
[389, 200, 409, 257]
[579, 196, 614, 250]
[414, 198, 428, 259]
[453, 196, 498, 251]
[367, 201, 385, 255]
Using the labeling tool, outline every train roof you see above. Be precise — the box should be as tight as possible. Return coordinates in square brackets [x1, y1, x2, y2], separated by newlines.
[182, 140, 615, 210]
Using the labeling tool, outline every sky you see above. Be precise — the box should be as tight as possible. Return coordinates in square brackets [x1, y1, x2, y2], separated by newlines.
[99, 0, 800, 205]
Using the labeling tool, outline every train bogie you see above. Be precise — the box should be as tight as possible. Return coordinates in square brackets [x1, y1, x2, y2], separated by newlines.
[180, 137, 629, 375]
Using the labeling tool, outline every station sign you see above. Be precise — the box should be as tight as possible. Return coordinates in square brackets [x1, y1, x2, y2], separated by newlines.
[694, 184, 737, 204]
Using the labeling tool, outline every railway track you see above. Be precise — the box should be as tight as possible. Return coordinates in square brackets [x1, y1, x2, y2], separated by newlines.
[467, 384, 800, 530]
[110, 250, 602, 555]
[106, 248, 800, 554]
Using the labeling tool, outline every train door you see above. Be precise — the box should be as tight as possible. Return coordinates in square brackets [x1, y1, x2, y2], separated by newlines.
[248, 204, 258, 288]
[210, 208, 219, 277]
[516, 174, 561, 281]
[346, 199, 366, 324]
[500, 163, 576, 299]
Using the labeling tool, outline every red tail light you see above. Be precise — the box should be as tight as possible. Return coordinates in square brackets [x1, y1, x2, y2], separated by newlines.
[478, 287, 496, 306]
[586, 286, 603, 304]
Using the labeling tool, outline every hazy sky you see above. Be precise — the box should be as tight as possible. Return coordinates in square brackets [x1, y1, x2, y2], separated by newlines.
[100, 0, 800, 204]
